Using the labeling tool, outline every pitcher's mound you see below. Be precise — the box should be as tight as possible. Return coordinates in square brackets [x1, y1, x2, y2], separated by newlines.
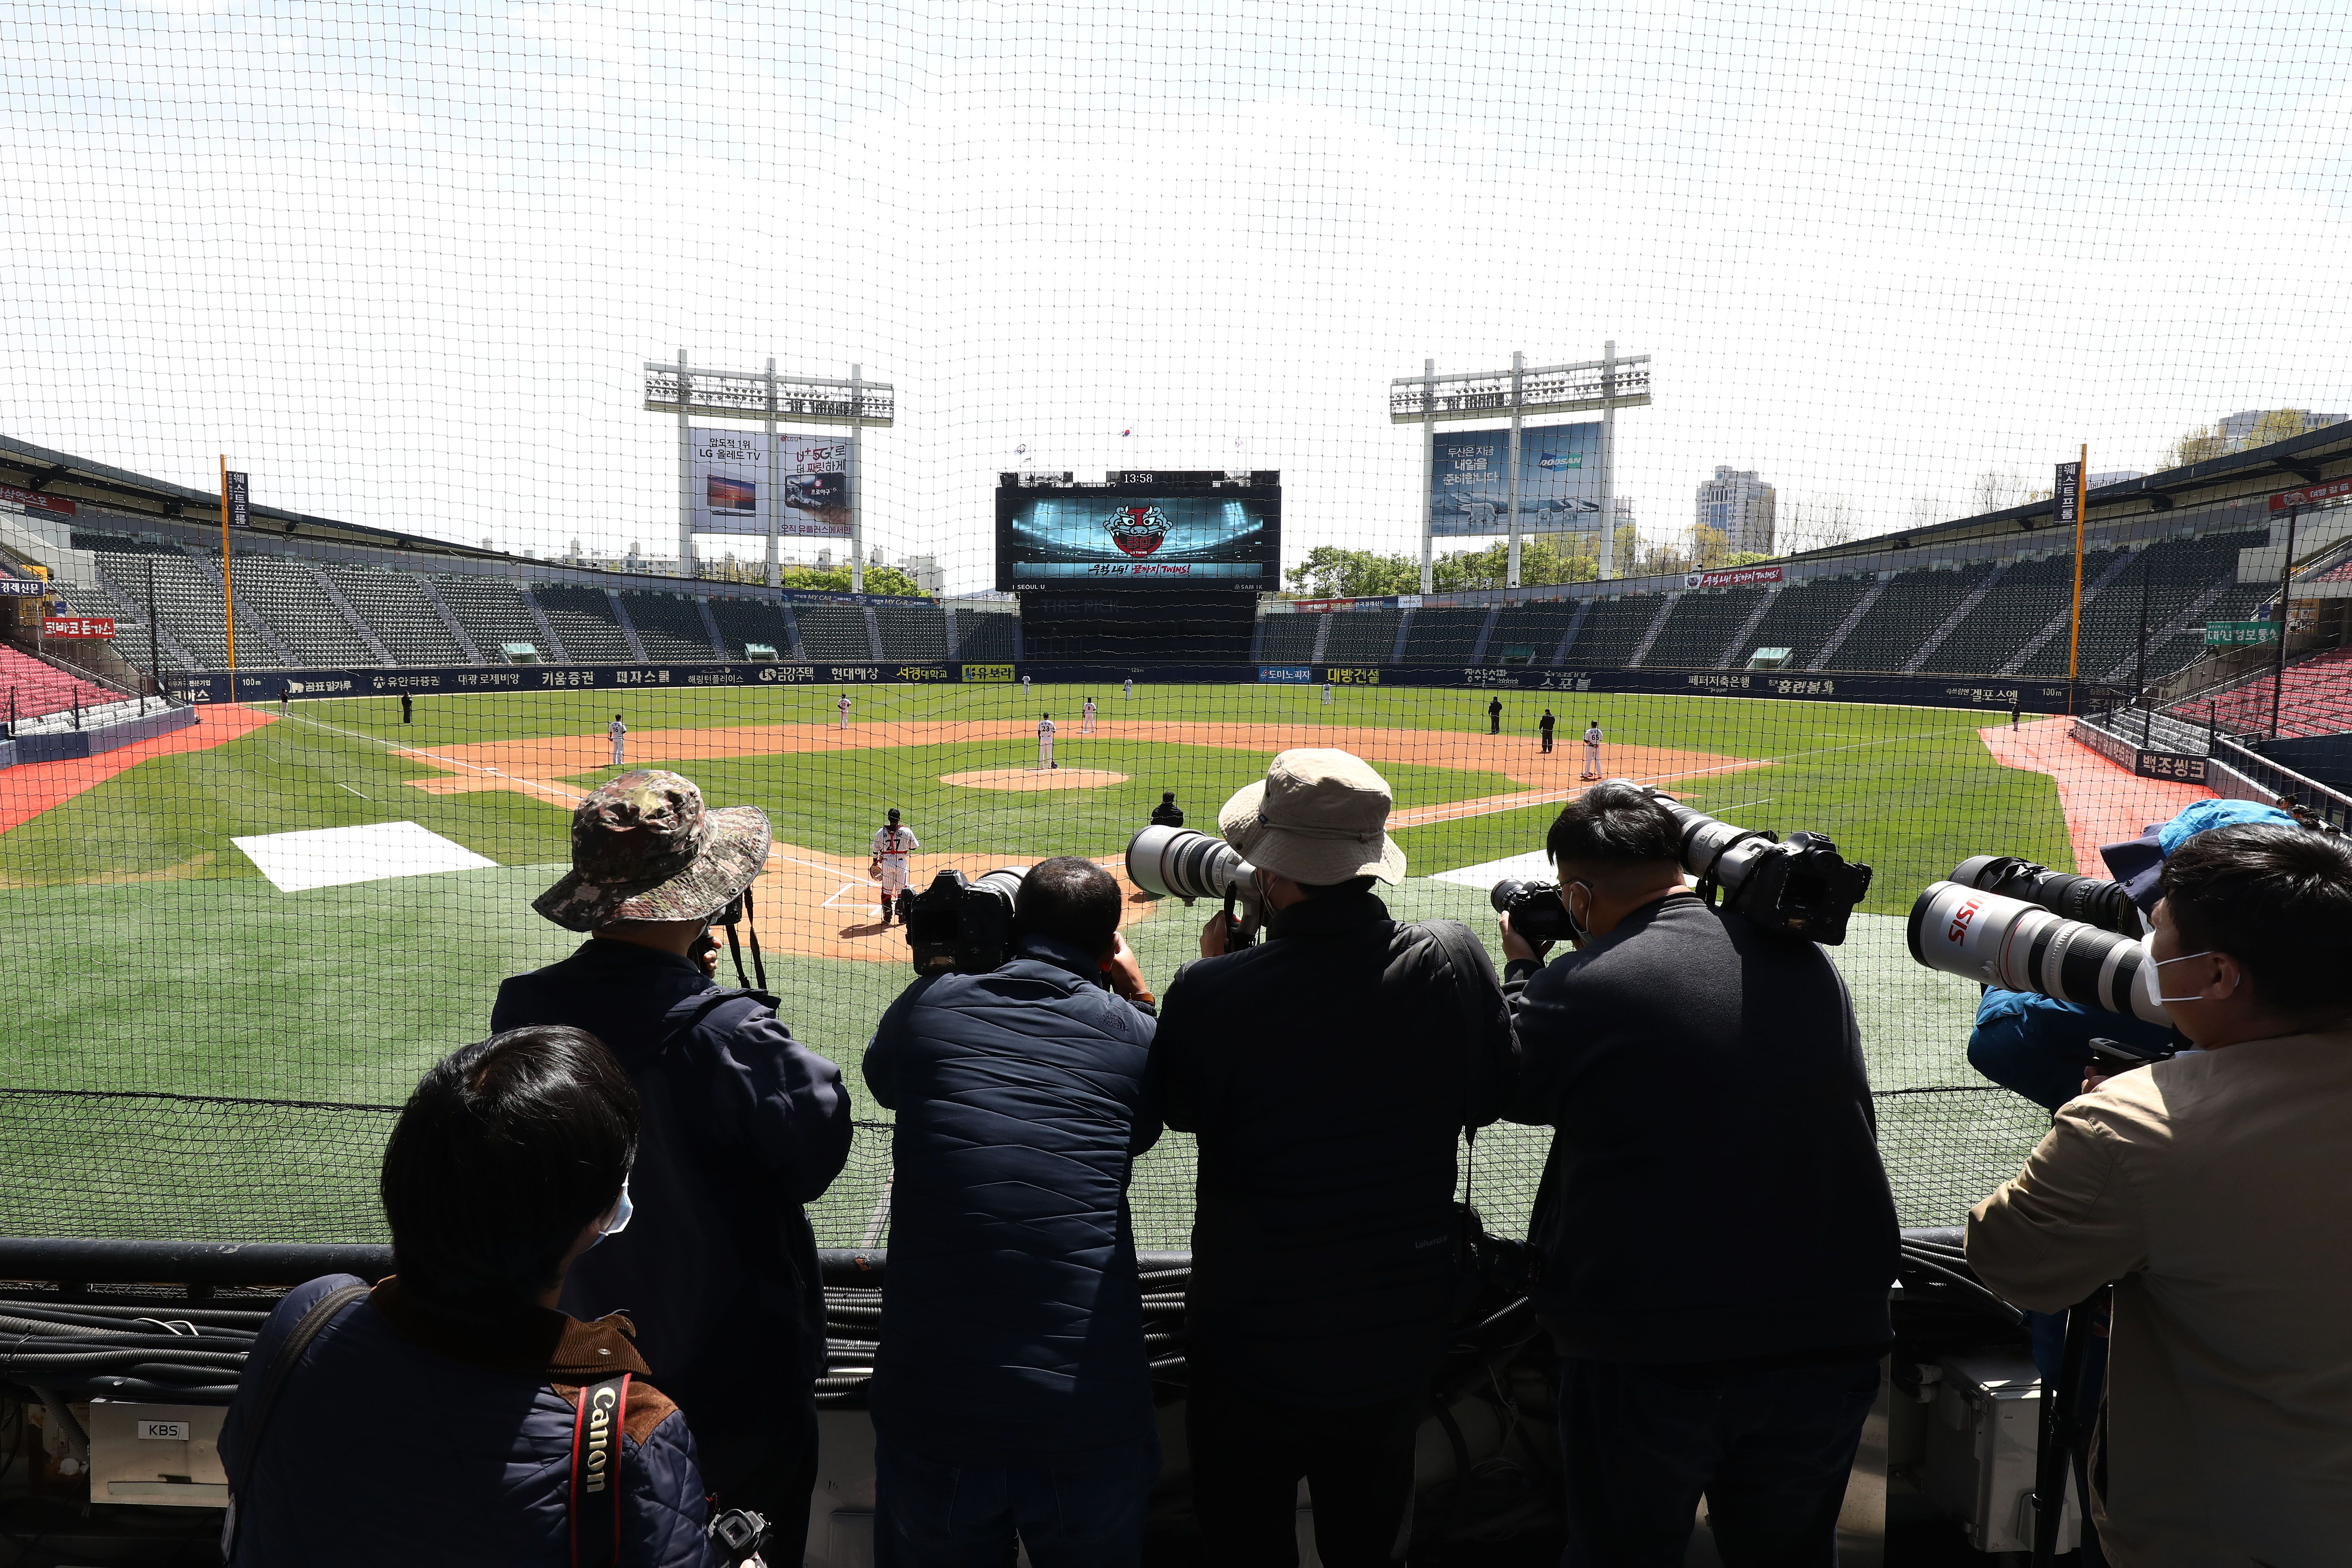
[942, 768, 1129, 791]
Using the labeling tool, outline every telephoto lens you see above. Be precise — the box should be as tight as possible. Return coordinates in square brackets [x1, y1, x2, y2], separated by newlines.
[1124, 824, 1263, 944]
[1948, 854, 2143, 937]
[1906, 880, 2169, 1025]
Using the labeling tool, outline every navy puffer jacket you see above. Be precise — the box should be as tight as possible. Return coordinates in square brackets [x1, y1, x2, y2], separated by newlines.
[218, 1275, 714, 1568]
[862, 933, 1161, 1461]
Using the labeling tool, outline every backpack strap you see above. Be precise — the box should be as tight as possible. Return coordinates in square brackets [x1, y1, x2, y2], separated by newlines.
[570, 1373, 630, 1568]
[221, 1282, 371, 1558]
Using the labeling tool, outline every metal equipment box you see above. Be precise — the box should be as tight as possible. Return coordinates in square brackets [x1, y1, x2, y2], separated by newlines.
[86, 1400, 228, 1508]
[1923, 1349, 2080, 1553]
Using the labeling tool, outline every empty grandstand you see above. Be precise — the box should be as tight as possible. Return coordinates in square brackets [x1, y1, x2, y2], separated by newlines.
[1321, 608, 1403, 664]
[325, 562, 471, 665]
[1638, 586, 1769, 670]
[876, 602, 949, 661]
[621, 591, 722, 662]
[796, 604, 877, 662]
[1561, 596, 1667, 667]
[432, 573, 550, 661]
[534, 585, 634, 662]
[1395, 607, 1489, 665]
[1737, 574, 1874, 670]
[953, 610, 1018, 662]
[1257, 612, 1320, 664]
[711, 596, 797, 661]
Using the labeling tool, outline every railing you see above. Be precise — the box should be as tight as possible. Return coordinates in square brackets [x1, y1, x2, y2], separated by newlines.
[2206, 734, 2352, 830]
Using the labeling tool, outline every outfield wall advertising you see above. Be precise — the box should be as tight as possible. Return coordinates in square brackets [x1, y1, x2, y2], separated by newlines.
[996, 477, 1280, 591]
[172, 661, 2078, 714]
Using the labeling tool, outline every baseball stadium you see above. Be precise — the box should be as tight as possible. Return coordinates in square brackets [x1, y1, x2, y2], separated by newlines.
[6, 6, 2352, 1564]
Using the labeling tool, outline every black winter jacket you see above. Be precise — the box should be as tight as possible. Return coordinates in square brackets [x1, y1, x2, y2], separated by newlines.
[492, 939, 853, 1484]
[862, 933, 1162, 1461]
[1149, 891, 1516, 1407]
[219, 1275, 714, 1568]
[1504, 894, 1899, 1363]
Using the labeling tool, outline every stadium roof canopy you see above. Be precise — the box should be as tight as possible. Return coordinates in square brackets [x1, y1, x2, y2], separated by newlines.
[0, 433, 508, 563]
[1789, 418, 2352, 564]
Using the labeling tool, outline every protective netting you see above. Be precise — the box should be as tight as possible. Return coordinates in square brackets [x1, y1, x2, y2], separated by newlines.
[4, 0, 2351, 1256]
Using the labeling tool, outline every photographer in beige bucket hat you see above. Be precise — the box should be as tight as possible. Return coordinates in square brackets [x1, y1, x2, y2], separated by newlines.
[1149, 749, 1517, 1566]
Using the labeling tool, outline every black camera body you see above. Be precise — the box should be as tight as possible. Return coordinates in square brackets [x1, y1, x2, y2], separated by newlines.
[1643, 789, 1873, 945]
[1489, 878, 1579, 945]
[902, 867, 1027, 975]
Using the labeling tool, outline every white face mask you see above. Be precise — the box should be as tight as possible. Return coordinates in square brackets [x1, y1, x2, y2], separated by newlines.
[591, 1174, 634, 1248]
[1562, 881, 1593, 946]
[2153, 950, 2228, 1005]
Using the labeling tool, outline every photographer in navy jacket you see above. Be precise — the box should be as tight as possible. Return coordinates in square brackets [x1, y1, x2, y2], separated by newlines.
[218, 1027, 714, 1567]
[494, 771, 852, 1565]
[862, 856, 1163, 1567]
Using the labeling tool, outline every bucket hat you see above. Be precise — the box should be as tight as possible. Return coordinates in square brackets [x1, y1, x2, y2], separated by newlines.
[534, 769, 773, 931]
[1217, 748, 1407, 885]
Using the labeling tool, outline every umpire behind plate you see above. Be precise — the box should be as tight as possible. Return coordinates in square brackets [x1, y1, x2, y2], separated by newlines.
[1498, 780, 1898, 1568]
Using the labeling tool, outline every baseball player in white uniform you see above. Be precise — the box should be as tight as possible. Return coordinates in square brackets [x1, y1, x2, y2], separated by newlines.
[870, 808, 919, 927]
[837, 693, 852, 730]
[1581, 719, 1604, 780]
[1082, 696, 1097, 735]
[1322, 681, 1333, 705]
[1037, 712, 1057, 769]
[1021, 675, 1031, 697]
[1123, 677, 1133, 700]
[607, 714, 627, 767]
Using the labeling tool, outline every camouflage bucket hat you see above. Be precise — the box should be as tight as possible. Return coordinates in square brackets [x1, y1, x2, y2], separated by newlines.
[534, 769, 773, 932]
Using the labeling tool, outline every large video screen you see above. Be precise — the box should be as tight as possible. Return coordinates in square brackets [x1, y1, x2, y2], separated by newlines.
[997, 472, 1281, 591]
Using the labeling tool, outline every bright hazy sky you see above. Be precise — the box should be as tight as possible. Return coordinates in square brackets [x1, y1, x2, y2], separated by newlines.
[7, 0, 2352, 589]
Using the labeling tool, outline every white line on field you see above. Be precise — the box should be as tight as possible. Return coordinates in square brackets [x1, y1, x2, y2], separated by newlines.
[336, 783, 369, 798]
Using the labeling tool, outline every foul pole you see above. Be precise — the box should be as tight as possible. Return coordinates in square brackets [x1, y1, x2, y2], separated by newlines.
[218, 456, 238, 674]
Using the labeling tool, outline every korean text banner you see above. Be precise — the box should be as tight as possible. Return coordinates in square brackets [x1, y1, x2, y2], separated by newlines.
[1429, 422, 1601, 536]
[689, 426, 852, 537]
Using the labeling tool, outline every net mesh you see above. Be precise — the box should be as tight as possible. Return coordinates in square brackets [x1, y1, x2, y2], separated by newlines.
[3, 0, 2350, 1252]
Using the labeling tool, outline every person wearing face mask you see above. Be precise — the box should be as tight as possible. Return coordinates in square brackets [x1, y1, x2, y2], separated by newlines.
[1967, 823, 2352, 1566]
[492, 771, 852, 1565]
[1496, 780, 1898, 1568]
[1147, 749, 1516, 1568]
[218, 1026, 720, 1566]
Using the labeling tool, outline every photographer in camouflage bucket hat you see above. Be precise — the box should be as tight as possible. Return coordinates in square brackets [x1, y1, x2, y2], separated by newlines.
[494, 768, 852, 1566]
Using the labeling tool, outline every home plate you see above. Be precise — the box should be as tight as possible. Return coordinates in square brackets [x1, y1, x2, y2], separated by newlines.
[1429, 849, 1554, 890]
[231, 821, 497, 892]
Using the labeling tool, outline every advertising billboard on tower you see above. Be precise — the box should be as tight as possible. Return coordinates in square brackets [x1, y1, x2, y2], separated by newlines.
[1429, 421, 1602, 535]
[996, 472, 1280, 591]
[689, 426, 851, 537]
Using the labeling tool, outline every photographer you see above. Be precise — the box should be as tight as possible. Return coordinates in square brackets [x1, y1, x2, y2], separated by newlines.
[493, 771, 853, 1566]
[219, 1027, 716, 1567]
[1500, 782, 1897, 1567]
[1967, 825, 2352, 1565]
[1967, 799, 2297, 1112]
[861, 857, 1162, 1566]
[1149, 749, 1515, 1568]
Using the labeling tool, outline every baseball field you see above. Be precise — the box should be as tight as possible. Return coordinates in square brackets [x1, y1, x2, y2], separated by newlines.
[1, 679, 2167, 1245]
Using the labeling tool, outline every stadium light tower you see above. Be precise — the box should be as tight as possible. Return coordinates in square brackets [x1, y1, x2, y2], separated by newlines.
[1391, 344, 1652, 590]
[644, 355, 895, 591]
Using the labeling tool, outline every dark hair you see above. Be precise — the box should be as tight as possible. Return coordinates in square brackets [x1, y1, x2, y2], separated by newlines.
[1015, 856, 1121, 953]
[1162, 791, 1176, 803]
[381, 1027, 639, 1322]
[1547, 780, 1681, 870]
[2159, 824, 2352, 1018]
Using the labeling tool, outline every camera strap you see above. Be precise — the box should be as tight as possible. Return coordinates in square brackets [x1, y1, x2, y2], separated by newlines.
[570, 1373, 630, 1568]
[219, 1282, 372, 1559]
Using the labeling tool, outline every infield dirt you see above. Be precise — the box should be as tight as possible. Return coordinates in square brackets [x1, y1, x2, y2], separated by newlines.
[389, 719, 1762, 961]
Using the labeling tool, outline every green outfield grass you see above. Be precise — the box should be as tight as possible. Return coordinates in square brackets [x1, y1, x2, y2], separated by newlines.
[0, 682, 2071, 1241]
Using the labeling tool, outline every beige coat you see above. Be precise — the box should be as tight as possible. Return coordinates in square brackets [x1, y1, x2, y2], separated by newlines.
[1966, 1030, 2352, 1567]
